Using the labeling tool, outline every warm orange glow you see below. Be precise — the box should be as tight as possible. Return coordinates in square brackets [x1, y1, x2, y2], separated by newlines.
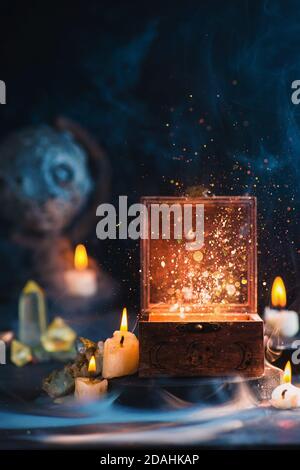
[74, 244, 88, 271]
[271, 276, 287, 308]
[283, 361, 292, 384]
[120, 307, 128, 332]
[88, 355, 96, 373]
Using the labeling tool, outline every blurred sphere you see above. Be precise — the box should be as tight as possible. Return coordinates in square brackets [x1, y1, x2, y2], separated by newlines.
[0, 125, 93, 234]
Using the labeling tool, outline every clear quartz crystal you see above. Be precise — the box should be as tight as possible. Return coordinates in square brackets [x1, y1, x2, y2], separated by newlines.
[18, 281, 47, 347]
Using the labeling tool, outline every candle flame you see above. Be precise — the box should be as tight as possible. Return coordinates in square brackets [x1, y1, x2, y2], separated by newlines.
[283, 361, 292, 384]
[74, 244, 88, 271]
[120, 307, 128, 332]
[88, 355, 96, 373]
[271, 276, 286, 308]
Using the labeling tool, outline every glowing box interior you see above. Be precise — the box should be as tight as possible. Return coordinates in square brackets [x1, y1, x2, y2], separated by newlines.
[141, 196, 257, 320]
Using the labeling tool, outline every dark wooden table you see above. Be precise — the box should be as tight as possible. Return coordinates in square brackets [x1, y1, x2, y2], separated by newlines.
[1, 360, 300, 449]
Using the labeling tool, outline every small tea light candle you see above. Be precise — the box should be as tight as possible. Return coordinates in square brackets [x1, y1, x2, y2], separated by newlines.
[264, 276, 299, 338]
[102, 307, 139, 379]
[75, 355, 108, 401]
[64, 244, 97, 297]
[271, 361, 300, 409]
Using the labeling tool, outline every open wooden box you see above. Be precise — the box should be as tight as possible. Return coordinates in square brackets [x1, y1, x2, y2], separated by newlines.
[139, 196, 264, 378]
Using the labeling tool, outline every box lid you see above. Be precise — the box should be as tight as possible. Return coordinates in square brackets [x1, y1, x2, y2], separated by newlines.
[141, 196, 257, 316]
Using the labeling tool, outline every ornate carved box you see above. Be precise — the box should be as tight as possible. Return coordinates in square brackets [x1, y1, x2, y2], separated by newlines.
[139, 196, 264, 377]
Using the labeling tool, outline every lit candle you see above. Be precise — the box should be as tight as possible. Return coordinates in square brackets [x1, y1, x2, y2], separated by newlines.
[264, 276, 299, 337]
[271, 361, 300, 409]
[64, 244, 97, 297]
[102, 308, 139, 379]
[75, 355, 108, 401]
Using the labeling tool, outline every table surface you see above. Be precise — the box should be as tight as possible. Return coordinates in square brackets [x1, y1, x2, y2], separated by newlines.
[0, 308, 299, 449]
[1, 361, 300, 449]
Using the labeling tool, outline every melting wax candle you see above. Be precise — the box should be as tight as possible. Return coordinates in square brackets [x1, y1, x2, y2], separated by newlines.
[102, 308, 139, 379]
[264, 277, 299, 338]
[75, 355, 108, 401]
[271, 361, 300, 409]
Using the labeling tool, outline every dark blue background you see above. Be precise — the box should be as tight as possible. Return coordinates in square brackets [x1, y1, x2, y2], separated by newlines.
[0, 0, 299, 315]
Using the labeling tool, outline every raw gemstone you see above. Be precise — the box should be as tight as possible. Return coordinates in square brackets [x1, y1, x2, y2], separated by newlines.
[69, 341, 104, 378]
[74, 338, 103, 375]
[43, 335, 104, 399]
[41, 317, 76, 352]
[42, 367, 75, 398]
[76, 336, 97, 354]
[11, 339, 32, 367]
[18, 280, 47, 347]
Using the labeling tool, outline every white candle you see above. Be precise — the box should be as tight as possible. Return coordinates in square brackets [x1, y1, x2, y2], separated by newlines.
[64, 244, 97, 297]
[265, 307, 299, 337]
[75, 355, 108, 401]
[264, 276, 299, 338]
[271, 383, 300, 409]
[75, 377, 108, 400]
[102, 308, 139, 379]
[271, 361, 300, 409]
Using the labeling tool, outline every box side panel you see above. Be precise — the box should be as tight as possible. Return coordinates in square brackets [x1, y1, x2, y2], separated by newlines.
[140, 196, 257, 316]
[139, 320, 264, 377]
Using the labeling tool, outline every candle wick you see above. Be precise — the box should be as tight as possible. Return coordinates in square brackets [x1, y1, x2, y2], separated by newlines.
[120, 335, 125, 347]
[281, 389, 288, 399]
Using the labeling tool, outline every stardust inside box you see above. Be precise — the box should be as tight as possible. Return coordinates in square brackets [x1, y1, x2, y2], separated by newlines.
[139, 196, 264, 378]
